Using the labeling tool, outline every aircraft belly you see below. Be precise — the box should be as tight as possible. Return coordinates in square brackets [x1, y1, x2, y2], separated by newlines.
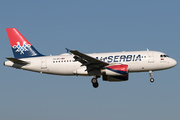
[73, 67, 88, 75]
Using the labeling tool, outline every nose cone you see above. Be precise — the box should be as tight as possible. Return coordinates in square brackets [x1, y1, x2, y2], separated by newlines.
[171, 58, 177, 67]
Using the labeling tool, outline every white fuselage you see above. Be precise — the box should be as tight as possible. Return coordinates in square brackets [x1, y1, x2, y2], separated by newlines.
[4, 50, 177, 76]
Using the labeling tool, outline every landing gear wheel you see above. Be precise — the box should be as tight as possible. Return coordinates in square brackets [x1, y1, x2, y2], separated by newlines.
[150, 78, 154, 83]
[91, 78, 99, 88]
[93, 82, 99, 88]
[91, 78, 97, 84]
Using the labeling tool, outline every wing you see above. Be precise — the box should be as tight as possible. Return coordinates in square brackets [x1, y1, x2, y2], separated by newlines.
[69, 49, 109, 71]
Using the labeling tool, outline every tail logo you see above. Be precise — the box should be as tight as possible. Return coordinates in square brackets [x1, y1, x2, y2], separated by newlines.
[12, 42, 31, 54]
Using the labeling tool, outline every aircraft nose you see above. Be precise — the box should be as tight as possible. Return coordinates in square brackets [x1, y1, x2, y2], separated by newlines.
[171, 58, 177, 67]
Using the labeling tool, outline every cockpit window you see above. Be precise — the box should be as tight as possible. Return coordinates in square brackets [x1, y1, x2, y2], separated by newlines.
[160, 54, 169, 58]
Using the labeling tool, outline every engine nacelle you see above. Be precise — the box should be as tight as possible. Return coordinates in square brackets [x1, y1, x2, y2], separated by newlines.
[101, 64, 128, 81]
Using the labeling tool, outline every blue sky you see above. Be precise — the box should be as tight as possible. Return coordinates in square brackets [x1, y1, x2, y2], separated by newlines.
[0, 0, 180, 120]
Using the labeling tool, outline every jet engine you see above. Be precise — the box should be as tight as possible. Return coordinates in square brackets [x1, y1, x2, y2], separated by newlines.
[101, 64, 129, 81]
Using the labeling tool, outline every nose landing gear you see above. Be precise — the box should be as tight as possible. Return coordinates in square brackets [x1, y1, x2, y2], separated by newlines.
[149, 70, 154, 83]
[150, 78, 154, 82]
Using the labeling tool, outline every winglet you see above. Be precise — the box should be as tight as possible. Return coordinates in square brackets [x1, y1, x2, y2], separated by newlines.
[65, 48, 71, 53]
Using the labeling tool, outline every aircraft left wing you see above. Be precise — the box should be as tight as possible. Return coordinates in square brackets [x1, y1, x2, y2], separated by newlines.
[69, 49, 109, 71]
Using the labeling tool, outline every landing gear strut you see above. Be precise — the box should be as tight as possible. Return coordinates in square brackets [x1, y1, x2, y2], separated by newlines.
[149, 70, 154, 83]
[91, 76, 100, 88]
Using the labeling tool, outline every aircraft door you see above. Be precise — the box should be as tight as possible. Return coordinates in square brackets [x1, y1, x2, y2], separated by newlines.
[148, 52, 154, 63]
[41, 58, 47, 69]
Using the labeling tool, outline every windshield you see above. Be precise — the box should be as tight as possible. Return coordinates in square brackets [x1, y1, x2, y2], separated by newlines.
[160, 54, 169, 58]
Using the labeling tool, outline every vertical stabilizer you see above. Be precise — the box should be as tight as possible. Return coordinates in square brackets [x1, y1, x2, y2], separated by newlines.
[6, 28, 43, 59]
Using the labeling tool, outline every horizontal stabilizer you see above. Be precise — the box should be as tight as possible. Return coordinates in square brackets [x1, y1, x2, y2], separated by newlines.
[6, 57, 29, 65]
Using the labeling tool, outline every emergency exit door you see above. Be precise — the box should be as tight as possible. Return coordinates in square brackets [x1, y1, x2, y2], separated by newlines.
[41, 58, 47, 69]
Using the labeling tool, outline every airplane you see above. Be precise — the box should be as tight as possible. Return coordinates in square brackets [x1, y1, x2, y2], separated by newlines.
[4, 28, 177, 88]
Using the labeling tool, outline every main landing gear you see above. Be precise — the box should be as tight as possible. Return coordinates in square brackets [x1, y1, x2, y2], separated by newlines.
[91, 76, 100, 88]
[149, 70, 154, 83]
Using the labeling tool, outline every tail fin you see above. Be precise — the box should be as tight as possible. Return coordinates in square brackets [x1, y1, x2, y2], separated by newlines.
[6, 28, 44, 59]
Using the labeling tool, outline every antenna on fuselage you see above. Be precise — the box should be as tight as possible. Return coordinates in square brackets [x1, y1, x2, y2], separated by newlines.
[147, 48, 149, 51]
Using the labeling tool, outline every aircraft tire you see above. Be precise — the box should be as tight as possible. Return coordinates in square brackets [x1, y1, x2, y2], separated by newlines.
[93, 82, 99, 88]
[91, 78, 99, 88]
[91, 78, 97, 84]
